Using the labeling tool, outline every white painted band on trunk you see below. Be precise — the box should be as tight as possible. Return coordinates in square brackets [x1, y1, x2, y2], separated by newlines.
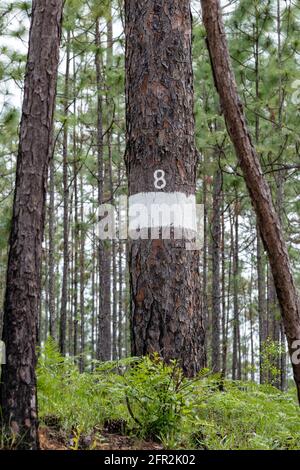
[128, 192, 197, 233]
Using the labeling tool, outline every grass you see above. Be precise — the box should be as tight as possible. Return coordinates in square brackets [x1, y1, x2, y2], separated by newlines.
[33, 338, 300, 450]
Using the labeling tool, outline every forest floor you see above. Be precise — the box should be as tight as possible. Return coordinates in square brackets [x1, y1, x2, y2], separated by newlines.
[39, 426, 163, 451]
[34, 340, 300, 451]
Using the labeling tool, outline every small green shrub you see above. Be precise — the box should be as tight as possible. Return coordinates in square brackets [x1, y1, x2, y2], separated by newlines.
[123, 354, 192, 441]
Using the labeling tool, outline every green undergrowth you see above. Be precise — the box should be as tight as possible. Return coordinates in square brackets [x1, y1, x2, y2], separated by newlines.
[37, 338, 300, 450]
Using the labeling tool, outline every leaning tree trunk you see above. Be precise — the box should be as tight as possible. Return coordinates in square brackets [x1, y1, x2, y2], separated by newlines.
[125, 0, 205, 376]
[201, 0, 300, 402]
[0, 0, 63, 449]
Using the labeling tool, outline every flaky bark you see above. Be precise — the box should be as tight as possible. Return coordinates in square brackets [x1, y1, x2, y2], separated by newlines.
[201, 0, 300, 401]
[0, 0, 63, 448]
[125, 0, 205, 376]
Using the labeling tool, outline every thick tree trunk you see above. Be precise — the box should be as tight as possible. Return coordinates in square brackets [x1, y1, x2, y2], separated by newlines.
[201, 0, 300, 402]
[0, 0, 63, 449]
[125, 0, 205, 376]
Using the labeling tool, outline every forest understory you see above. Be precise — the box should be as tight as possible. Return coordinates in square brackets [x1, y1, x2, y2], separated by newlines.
[3, 341, 299, 451]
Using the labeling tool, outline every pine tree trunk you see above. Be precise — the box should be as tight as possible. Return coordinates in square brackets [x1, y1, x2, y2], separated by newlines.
[95, 18, 111, 361]
[48, 150, 56, 339]
[257, 226, 267, 383]
[125, 0, 205, 375]
[232, 203, 240, 380]
[202, 0, 300, 402]
[0, 0, 63, 449]
[118, 162, 124, 359]
[211, 166, 222, 372]
[59, 30, 71, 356]
[79, 173, 85, 372]
[221, 193, 228, 377]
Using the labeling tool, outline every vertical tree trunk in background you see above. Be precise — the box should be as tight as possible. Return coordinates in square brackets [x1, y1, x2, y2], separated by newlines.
[202, 156, 209, 368]
[268, 267, 280, 385]
[106, 14, 116, 359]
[109, 140, 118, 361]
[257, 226, 267, 383]
[211, 166, 222, 372]
[249, 269, 255, 382]
[232, 202, 240, 380]
[95, 18, 111, 361]
[91, 217, 96, 362]
[276, 0, 287, 392]
[125, 0, 205, 375]
[253, 21, 268, 385]
[71, 57, 78, 357]
[201, 0, 300, 402]
[117, 157, 124, 359]
[79, 173, 85, 372]
[48, 151, 56, 339]
[221, 195, 228, 376]
[0, 0, 63, 449]
[59, 30, 71, 356]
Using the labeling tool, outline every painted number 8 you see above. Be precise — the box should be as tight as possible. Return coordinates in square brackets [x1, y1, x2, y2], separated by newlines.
[154, 170, 166, 190]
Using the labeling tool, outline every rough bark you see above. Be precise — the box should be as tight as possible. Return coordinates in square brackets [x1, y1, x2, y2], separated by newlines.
[201, 0, 300, 401]
[125, 0, 205, 376]
[0, 0, 63, 449]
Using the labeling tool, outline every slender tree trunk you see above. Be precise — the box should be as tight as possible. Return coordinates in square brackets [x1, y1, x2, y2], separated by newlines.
[253, 21, 268, 385]
[125, 0, 205, 375]
[221, 193, 227, 377]
[0, 0, 63, 449]
[48, 154, 56, 339]
[202, 155, 209, 368]
[118, 162, 124, 359]
[202, 0, 300, 402]
[79, 173, 85, 372]
[109, 140, 118, 361]
[232, 201, 240, 380]
[257, 225, 267, 383]
[59, 30, 71, 356]
[211, 166, 222, 372]
[249, 268, 255, 382]
[95, 18, 111, 361]
[91, 185, 96, 363]
[276, 0, 287, 392]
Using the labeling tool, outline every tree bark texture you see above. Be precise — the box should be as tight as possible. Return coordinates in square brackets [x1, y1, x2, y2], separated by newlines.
[201, 0, 300, 401]
[125, 0, 205, 376]
[0, 0, 63, 449]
